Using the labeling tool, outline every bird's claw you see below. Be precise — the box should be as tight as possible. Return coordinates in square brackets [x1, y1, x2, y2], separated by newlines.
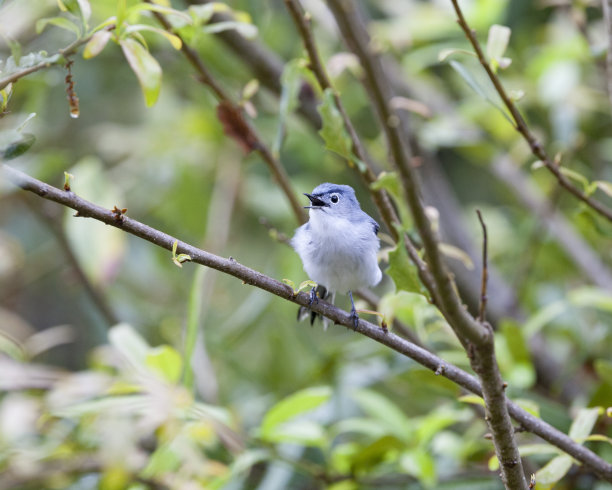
[308, 286, 318, 307]
[349, 307, 359, 331]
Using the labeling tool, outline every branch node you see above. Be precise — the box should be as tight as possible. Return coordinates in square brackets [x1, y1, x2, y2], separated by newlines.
[111, 205, 127, 223]
[435, 364, 446, 376]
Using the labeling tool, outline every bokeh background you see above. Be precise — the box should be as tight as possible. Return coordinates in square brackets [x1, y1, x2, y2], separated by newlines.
[1, 0, 612, 488]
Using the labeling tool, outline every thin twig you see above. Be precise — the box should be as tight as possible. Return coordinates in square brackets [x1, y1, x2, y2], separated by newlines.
[325, 1, 526, 487]
[3, 163, 612, 482]
[449, 0, 612, 223]
[476, 209, 488, 323]
[147, 3, 306, 224]
[0, 28, 111, 91]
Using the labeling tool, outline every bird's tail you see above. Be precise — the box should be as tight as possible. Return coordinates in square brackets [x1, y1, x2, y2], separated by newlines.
[297, 286, 335, 330]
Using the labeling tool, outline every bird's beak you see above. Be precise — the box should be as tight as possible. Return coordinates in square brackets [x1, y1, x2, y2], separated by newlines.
[304, 193, 328, 209]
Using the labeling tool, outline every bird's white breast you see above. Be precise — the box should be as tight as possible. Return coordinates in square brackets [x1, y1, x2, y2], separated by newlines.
[293, 210, 382, 293]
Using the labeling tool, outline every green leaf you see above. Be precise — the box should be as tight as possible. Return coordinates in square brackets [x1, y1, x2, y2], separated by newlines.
[400, 448, 437, 487]
[140, 442, 181, 478]
[36, 16, 81, 36]
[108, 323, 150, 371]
[145, 345, 183, 384]
[202, 21, 258, 40]
[120, 38, 162, 107]
[0, 330, 26, 360]
[52, 395, 150, 418]
[536, 407, 603, 485]
[594, 180, 612, 198]
[370, 171, 411, 227]
[331, 417, 389, 439]
[523, 300, 566, 338]
[188, 3, 230, 24]
[568, 406, 601, 440]
[449, 59, 488, 99]
[318, 88, 364, 170]
[83, 30, 112, 59]
[594, 359, 612, 385]
[536, 454, 573, 486]
[513, 398, 540, 418]
[183, 267, 205, 390]
[241, 79, 259, 100]
[1, 133, 35, 159]
[568, 287, 612, 312]
[387, 233, 423, 294]
[458, 394, 485, 407]
[124, 25, 182, 50]
[281, 278, 296, 290]
[352, 389, 413, 442]
[76, 0, 91, 23]
[448, 59, 513, 124]
[438, 48, 476, 62]
[261, 386, 332, 436]
[260, 419, 327, 447]
[351, 435, 404, 470]
[438, 243, 474, 270]
[486, 24, 511, 70]
[126, 3, 192, 24]
[273, 59, 309, 156]
[559, 167, 589, 190]
[296, 280, 317, 293]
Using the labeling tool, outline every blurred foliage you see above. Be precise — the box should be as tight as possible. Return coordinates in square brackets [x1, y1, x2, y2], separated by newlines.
[1, 0, 612, 488]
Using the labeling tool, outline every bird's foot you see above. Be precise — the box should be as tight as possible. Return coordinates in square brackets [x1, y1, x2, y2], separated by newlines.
[308, 286, 318, 307]
[349, 306, 359, 331]
[348, 290, 359, 330]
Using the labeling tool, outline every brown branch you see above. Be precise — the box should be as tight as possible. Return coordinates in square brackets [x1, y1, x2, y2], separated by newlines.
[147, 4, 306, 224]
[324, 1, 526, 487]
[476, 209, 488, 323]
[3, 164, 612, 482]
[449, 0, 612, 223]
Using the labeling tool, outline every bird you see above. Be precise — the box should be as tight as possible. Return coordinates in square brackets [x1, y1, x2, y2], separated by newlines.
[291, 183, 382, 330]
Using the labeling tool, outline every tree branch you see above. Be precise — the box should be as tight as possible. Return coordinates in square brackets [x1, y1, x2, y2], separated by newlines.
[4, 164, 611, 482]
[324, 1, 527, 487]
[476, 210, 488, 324]
[449, 0, 612, 223]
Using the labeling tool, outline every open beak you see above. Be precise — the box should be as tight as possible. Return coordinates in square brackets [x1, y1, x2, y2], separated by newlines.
[304, 193, 328, 209]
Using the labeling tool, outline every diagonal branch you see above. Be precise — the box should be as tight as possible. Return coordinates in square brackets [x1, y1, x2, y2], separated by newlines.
[450, 0, 612, 223]
[3, 163, 612, 482]
[325, 1, 526, 487]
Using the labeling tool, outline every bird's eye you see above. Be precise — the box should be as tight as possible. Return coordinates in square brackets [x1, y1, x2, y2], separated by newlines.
[330, 194, 339, 204]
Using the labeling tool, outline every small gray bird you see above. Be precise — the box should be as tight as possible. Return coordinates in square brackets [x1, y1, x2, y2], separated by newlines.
[291, 183, 382, 329]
